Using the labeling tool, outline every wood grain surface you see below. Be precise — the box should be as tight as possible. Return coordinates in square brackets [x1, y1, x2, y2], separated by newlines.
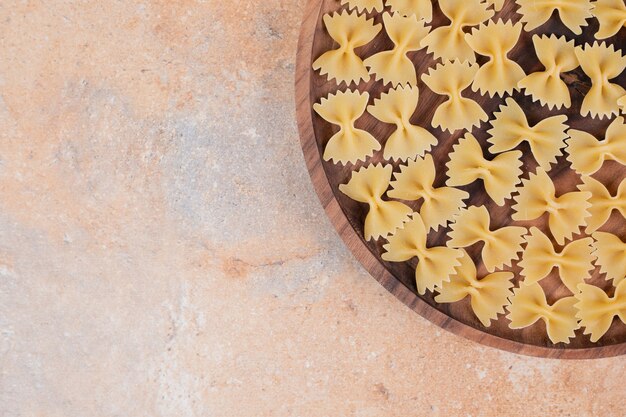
[295, 0, 626, 358]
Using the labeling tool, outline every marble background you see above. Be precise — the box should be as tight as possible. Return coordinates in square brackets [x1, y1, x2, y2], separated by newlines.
[0, 1, 624, 416]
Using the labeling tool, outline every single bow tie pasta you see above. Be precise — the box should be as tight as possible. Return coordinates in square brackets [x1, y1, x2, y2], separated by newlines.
[592, 232, 626, 286]
[314, 90, 380, 164]
[519, 227, 595, 294]
[364, 13, 429, 87]
[518, 35, 579, 110]
[512, 169, 592, 245]
[386, 0, 433, 22]
[593, 0, 626, 39]
[312, 11, 381, 85]
[387, 154, 469, 231]
[382, 215, 463, 295]
[567, 116, 626, 175]
[507, 283, 579, 344]
[367, 85, 437, 161]
[516, 0, 594, 34]
[575, 281, 626, 342]
[339, 164, 413, 241]
[435, 250, 514, 327]
[446, 133, 522, 206]
[487, 98, 569, 170]
[575, 42, 626, 119]
[421, 61, 489, 132]
[578, 176, 626, 233]
[447, 206, 527, 273]
[420, 0, 493, 62]
[464, 19, 526, 97]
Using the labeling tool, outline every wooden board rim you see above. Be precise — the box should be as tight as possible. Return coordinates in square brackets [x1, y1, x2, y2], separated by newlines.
[294, 0, 626, 359]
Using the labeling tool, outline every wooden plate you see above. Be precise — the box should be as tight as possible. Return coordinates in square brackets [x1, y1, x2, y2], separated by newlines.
[295, 0, 626, 358]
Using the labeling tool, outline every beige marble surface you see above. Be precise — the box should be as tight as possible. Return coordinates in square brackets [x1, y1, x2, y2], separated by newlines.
[0, 1, 624, 416]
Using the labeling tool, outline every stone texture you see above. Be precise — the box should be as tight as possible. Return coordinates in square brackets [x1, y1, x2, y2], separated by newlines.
[0, 1, 624, 416]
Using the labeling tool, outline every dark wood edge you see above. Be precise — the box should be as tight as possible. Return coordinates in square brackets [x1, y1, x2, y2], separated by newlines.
[293, 0, 626, 359]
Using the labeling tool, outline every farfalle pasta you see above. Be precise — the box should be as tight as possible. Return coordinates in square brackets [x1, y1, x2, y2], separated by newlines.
[567, 116, 626, 175]
[507, 283, 579, 344]
[519, 227, 595, 293]
[382, 215, 463, 295]
[340, 0, 384, 13]
[339, 164, 413, 241]
[367, 85, 437, 161]
[593, 0, 626, 39]
[465, 20, 526, 97]
[516, 0, 593, 34]
[313, 90, 380, 164]
[487, 98, 569, 170]
[420, 0, 494, 62]
[575, 281, 626, 342]
[306, 0, 626, 348]
[312, 11, 381, 85]
[448, 206, 527, 272]
[512, 169, 591, 245]
[387, 0, 433, 22]
[575, 42, 626, 119]
[579, 176, 626, 233]
[364, 13, 429, 87]
[518, 35, 579, 110]
[435, 250, 514, 327]
[388, 154, 469, 231]
[421, 61, 489, 132]
[593, 232, 626, 286]
[446, 133, 522, 206]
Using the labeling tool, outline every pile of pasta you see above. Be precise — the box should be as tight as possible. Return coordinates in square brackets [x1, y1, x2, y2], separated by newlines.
[312, 0, 626, 344]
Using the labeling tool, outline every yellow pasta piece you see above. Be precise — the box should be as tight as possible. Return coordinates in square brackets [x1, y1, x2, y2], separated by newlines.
[487, 98, 569, 170]
[312, 11, 382, 85]
[446, 133, 523, 206]
[518, 35, 579, 110]
[593, 0, 626, 39]
[512, 168, 591, 245]
[519, 227, 595, 294]
[575, 281, 626, 342]
[507, 283, 579, 344]
[339, 164, 413, 241]
[367, 85, 437, 161]
[619, 95, 626, 113]
[566, 116, 626, 175]
[313, 90, 380, 164]
[382, 215, 463, 295]
[482, 0, 505, 10]
[465, 20, 526, 97]
[575, 42, 626, 119]
[340, 0, 384, 13]
[387, 0, 433, 22]
[420, 0, 494, 62]
[516, 0, 593, 34]
[448, 206, 527, 272]
[435, 249, 514, 327]
[421, 61, 489, 132]
[364, 13, 429, 87]
[388, 154, 469, 231]
[578, 176, 626, 233]
[593, 232, 626, 286]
